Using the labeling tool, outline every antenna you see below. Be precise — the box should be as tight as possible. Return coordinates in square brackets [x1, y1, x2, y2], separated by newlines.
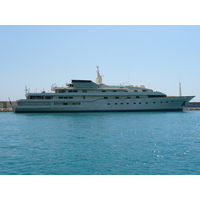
[179, 82, 182, 96]
[25, 86, 27, 94]
[96, 65, 103, 84]
[25, 86, 30, 94]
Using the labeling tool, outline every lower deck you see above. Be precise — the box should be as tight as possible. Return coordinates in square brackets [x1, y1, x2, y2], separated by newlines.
[13, 96, 194, 113]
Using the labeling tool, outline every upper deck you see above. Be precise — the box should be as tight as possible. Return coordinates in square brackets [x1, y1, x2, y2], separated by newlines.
[24, 66, 167, 99]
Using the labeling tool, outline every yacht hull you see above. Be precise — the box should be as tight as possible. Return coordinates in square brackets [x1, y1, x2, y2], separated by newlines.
[12, 96, 194, 113]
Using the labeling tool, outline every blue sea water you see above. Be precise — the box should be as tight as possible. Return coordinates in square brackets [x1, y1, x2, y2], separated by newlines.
[0, 111, 200, 175]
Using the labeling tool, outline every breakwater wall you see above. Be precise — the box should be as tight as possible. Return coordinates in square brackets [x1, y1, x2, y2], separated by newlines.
[184, 102, 200, 110]
[0, 101, 17, 109]
[0, 108, 13, 112]
[185, 102, 200, 107]
[0, 101, 17, 112]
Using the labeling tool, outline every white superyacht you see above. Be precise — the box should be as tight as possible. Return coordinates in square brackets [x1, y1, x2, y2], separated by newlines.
[12, 67, 194, 113]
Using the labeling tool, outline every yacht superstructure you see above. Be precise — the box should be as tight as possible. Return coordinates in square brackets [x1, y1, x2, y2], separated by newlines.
[12, 67, 194, 113]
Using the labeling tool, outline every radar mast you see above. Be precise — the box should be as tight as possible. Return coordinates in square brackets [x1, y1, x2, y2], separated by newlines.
[96, 66, 103, 84]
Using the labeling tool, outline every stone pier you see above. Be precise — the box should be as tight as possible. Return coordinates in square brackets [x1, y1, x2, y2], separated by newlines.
[0, 101, 17, 111]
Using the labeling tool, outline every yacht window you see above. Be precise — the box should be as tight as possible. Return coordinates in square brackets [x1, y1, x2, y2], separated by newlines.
[115, 97, 119, 99]
[127, 97, 131, 99]
[115, 103, 118, 105]
[45, 96, 52, 99]
[133, 102, 136, 104]
[113, 91, 117, 92]
[102, 90, 106, 92]
[72, 103, 80, 105]
[59, 97, 63, 99]
[63, 103, 68, 105]
[59, 90, 66, 93]
[126, 103, 129, 105]
[64, 97, 68, 99]
[107, 103, 110, 105]
[68, 90, 72, 92]
[142, 90, 147, 92]
[83, 90, 87, 93]
[73, 90, 77, 92]
[104, 97, 108, 99]
[134, 90, 138, 92]
[121, 103, 123, 105]
[160, 101, 163, 103]
[83, 96, 85, 99]
[139, 102, 141, 104]
[69, 97, 73, 99]
[148, 95, 167, 98]
[136, 96, 140, 98]
[166, 101, 168, 103]
[35, 96, 43, 99]
[146, 102, 148, 104]
[172, 101, 174, 102]
[153, 102, 155, 104]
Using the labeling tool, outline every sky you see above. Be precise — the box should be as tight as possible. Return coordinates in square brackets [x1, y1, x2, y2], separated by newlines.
[1, 25, 200, 101]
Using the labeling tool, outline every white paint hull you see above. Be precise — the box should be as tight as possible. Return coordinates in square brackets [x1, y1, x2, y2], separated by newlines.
[12, 96, 194, 113]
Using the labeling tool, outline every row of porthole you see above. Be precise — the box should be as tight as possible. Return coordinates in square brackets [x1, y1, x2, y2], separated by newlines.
[104, 96, 138, 99]
[107, 101, 174, 105]
[59, 97, 73, 99]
